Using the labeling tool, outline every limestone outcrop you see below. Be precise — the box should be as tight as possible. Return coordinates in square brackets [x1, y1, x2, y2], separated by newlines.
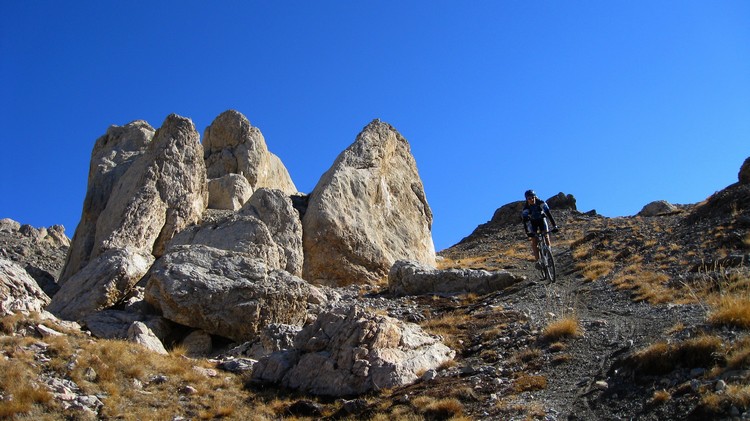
[60, 121, 154, 284]
[302, 120, 436, 286]
[388, 260, 525, 296]
[251, 305, 455, 396]
[92, 114, 208, 258]
[143, 245, 321, 342]
[168, 188, 303, 276]
[203, 110, 297, 200]
[0, 257, 51, 316]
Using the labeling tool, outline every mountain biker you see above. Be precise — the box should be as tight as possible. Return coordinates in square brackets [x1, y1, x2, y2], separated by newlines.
[521, 190, 559, 266]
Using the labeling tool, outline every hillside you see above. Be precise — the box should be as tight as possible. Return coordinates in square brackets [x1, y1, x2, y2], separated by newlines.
[1, 176, 749, 419]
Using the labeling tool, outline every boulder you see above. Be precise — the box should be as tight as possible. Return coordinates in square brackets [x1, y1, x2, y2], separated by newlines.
[638, 200, 679, 217]
[302, 119, 436, 286]
[224, 323, 302, 360]
[0, 257, 51, 316]
[739, 156, 750, 184]
[144, 245, 321, 342]
[252, 305, 455, 396]
[207, 173, 253, 210]
[242, 188, 304, 276]
[47, 247, 155, 321]
[167, 188, 303, 276]
[388, 260, 525, 296]
[81, 309, 173, 342]
[60, 121, 154, 284]
[203, 110, 297, 195]
[127, 321, 168, 355]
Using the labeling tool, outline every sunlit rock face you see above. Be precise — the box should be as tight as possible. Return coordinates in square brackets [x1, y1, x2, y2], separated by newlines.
[302, 119, 436, 287]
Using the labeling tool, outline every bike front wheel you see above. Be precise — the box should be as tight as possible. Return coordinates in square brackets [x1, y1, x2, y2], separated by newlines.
[541, 246, 556, 282]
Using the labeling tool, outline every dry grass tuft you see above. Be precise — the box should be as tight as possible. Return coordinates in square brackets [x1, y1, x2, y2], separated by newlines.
[627, 336, 724, 375]
[708, 295, 750, 329]
[513, 374, 548, 393]
[541, 316, 581, 342]
[577, 260, 615, 281]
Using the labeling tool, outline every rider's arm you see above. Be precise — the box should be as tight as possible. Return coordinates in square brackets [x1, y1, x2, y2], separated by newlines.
[542, 203, 558, 228]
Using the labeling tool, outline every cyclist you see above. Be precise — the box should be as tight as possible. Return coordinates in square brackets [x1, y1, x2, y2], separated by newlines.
[521, 190, 559, 266]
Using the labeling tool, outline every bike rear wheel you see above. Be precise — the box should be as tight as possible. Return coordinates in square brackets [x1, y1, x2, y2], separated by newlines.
[541, 246, 556, 282]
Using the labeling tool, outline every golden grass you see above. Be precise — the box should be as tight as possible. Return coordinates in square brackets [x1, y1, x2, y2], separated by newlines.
[420, 311, 470, 350]
[627, 336, 724, 375]
[577, 260, 615, 281]
[651, 389, 671, 404]
[708, 295, 750, 329]
[512, 374, 548, 393]
[611, 269, 674, 303]
[541, 316, 581, 342]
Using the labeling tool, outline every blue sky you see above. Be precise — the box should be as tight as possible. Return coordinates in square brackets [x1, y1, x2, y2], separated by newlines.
[1, 1, 748, 251]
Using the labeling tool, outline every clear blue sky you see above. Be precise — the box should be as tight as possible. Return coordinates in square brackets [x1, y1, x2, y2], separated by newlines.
[2, 1, 748, 251]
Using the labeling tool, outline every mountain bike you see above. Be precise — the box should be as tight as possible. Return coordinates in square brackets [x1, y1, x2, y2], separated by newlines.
[534, 229, 557, 282]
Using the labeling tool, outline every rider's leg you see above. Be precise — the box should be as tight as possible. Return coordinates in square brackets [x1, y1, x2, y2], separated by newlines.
[530, 235, 540, 260]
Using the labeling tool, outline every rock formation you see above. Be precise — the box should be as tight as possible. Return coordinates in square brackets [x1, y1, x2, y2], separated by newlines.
[60, 121, 154, 283]
[638, 200, 679, 217]
[251, 305, 455, 396]
[92, 114, 208, 258]
[203, 110, 297, 201]
[0, 219, 69, 296]
[0, 257, 51, 316]
[388, 259, 525, 296]
[47, 247, 154, 321]
[143, 245, 322, 342]
[207, 173, 253, 210]
[302, 119, 436, 286]
[167, 188, 303, 276]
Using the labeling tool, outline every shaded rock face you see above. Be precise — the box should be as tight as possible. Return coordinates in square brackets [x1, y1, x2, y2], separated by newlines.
[47, 247, 154, 321]
[547, 192, 577, 211]
[143, 245, 319, 342]
[739, 156, 750, 185]
[60, 121, 154, 284]
[302, 120, 436, 286]
[251, 305, 455, 397]
[0, 257, 51, 316]
[388, 260, 525, 296]
[203, 110, 297, 198]
[0, 219, 69, 296]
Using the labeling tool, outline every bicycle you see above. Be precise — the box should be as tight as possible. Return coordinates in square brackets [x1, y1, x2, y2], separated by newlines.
[534, 229, 557, 282]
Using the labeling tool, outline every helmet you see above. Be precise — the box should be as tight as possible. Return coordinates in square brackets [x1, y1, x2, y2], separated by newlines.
[524, 189, 536, 199]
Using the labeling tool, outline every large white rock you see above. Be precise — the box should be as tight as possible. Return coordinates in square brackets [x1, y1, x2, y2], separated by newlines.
[203, 110, 297, 195]
[0, 258, 51, 316]
[60, 120, 154, 284]
[302, 119, 436, 286]
[389, 260, 525, 296]
[143, 245, 321, 342]
[47, 247, 154, 321]
[251, 306, 455, 396]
